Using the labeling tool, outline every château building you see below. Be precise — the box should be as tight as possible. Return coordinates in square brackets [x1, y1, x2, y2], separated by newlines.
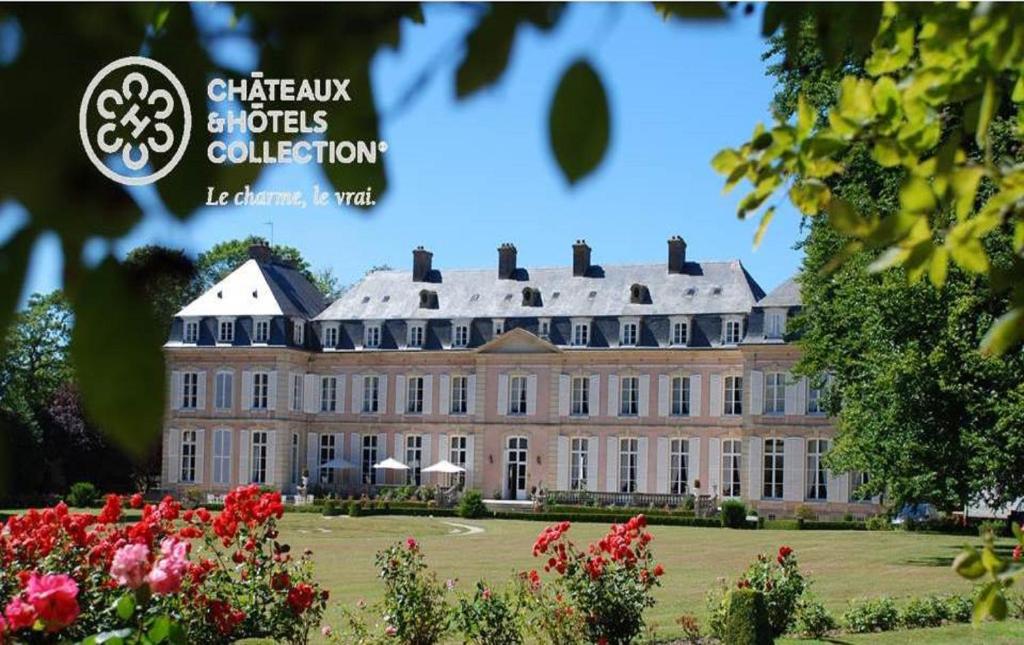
[162, 238, 875, 518]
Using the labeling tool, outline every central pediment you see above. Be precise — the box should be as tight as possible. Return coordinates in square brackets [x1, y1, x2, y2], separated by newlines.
[476, 327, 561, 354]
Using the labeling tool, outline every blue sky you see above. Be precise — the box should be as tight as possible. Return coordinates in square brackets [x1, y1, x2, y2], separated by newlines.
[16, 3, 805, 300]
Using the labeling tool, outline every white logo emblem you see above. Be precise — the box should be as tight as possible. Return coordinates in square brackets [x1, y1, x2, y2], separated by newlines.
[79, 56, 191, 186]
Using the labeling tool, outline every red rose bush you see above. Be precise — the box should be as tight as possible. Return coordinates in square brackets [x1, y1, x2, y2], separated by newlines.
[0, 485, 326, 644]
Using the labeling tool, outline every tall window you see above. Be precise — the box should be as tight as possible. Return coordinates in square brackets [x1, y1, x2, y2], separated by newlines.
[450, 376, 468, 414]
[671, 321, 688, 346]
[406, 376, 424, 413]
[362, 376, 380, 413]
[252, 372, 269, 409]
[319, 434, 336, 484]
[214, 372, 232, 410]
[453, 324, 469, 348]
[293, 321, 304, 345]
[723, 319, 741, 345]
[570, 376, 589, 416]
[323, 325, 338, 348]
[807, 383, 824, 414]
[671, 376, 690, 416]
[320, 376, 337, 412]
[620, 322, 638, 346]
[180, 430, 197, 483]
[538, 319, 550, 338]
[765, 312, 784, 339]
[290, 373, 303, 412]
[763, 439, 784, 499]
[182, 372, 199, 409]
[364, 324, 381, 348]
[619, 438, 639, 493]
[183, 320, 199, 344]
[405, 435, 423, 485]
[218, 319, 234, 343]
[449, 435, 468, 486]
[254, 319, 270, 343]
[669, 438, 689, 495]
[620, 376, 639, 416]
[571, 322, 589, 347]
[764, 372, 785, 414]
[407, 324, 425, 348]
[290, 433, 299, 485]
[570, 438, 589, 490]
[724, 376, 743, 415]
[722, 439, 741, 497]
[361, 435, 378, 484]
[213, 429, 231, 485]
[493, 319, 504, 336]
[251, 431, 268, 484]
[806, 439, 829, 500]
[509, 376, 527, 415]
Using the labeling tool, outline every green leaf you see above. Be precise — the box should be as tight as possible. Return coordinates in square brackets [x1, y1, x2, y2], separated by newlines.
[950, 167, 984, 220]
[928, 246, 949, 288]
[751, 131, 774, 151]
[827, 199, 871, 237]
[789, 180, 831, 215]
[899, 177, 936, 213]
[871, 76, 900, 118]
[837, 77, 875, 125]
[947, 236, 989, 275]
[982, 546, 1008, 575]
[872, 139, 902, 167]
[116, 594, 135, 621]
[548, 59, 611, 185]
[974, 582, 1007, 623]
[976, 78, 997, 149]
[0, 228, 37, 355]
[148, 615, 172, 642]
[796, 95, 815, 140]
[91, 629, 132, 644]
[455, 7, 516, 99]
[981, 307, 1024, 356]
[953, 547, 987, 580]
[167, 621, 187, 644]
[711, 148, 744, 175]
[753, 207, 776, 250]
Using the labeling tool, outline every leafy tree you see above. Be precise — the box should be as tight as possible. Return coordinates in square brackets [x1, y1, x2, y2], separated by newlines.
[195, 236, 316, 292]
[124, 245, 198, 334]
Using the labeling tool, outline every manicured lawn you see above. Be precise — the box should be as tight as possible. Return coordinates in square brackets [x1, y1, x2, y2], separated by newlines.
[779, 620, 1024, 644]
[274, 513, 1016, 642]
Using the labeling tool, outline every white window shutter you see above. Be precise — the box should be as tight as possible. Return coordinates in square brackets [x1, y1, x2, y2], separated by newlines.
[303, 375, 317, 414]
[708, 438, 722, 494]
[607, 375, 619, 417]
[497, 374, 509, 416]
[336, 374, 346, 414]
[439, 434, 449, 464]
[394, 433, 405, 462]
[242, 371, 253, 410]
[589, 374, 601, 417]
[586, 439, 599, 491]
[193, 429, 205, 483]
[238, 430, 251, 485]
[638, 375, 650, 417]
[747, 437, 763, 501]
[605, 436, 619, 492]
[265, 431, 277, 485]
[828, 471, 849, 503]
[333, 432, 344, 463]
[439, 375, 450, 416]
[422, 375, 433, 415]
[465, 434, 476, 487]
[421, 433, 432, 468]
[558, 375, 570, 417]
[689, 374, 702, 417]
[170, 371, 182, 410]
[637, 437, 649, 492]
[306, 432, 320, 482]
[395, 375, 407, 414]
[377, 432, 388, 460]
[351, 374, 363, 412]
[166, 428, 180, 484]
[350, 434, 361, 483]
[750, 370, 764, 415]
[657, 375, 670, 417]
[783, 437, 805, 501]
[709, 374, 723, 417]
[656, 437, 669, 493]
[796, 377, 808, 415]
[288, 372, 297, 411]
[267, 371, 278, 411]
[526, 374, 537, 416]
[784, 373, 799, 415]
[466, 375, 477, 415]
[689, 437, 702, 492]
[379, 375, 388, 412]
[196, 373, 207, 411]
[556, 436, 569, 490]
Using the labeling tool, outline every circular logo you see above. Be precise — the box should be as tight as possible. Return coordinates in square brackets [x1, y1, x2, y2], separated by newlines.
[79, 56, 191, 186]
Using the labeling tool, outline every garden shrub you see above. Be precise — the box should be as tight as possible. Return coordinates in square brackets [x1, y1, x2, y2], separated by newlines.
[321, 499, 342, 516]
[708, 546, 806, 639]
[843, 596, 899, 633]
[347, 499, 362, 517]
[376, 538, 451, 644]
[723, 588, 772, 645]
[454, 581, 523, 645]
[796, 595, 837, 638]
[720, 499, 747, 528]
[675, 613, 702, 642]
[945, 593, 974, 623]
[794, 504, 817, 521]
[763, 519, 801, 531]
[898, 594, 949, 629]
[978, 519, 1006, 538]
[458, 490, 487, 519]
[865, 515, 891, 531]
[802, 520, 867, 531]
[65, 481, 98, 507]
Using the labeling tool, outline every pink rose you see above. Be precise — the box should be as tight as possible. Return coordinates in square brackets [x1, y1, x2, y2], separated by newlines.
[111, 543, 151, 589]
[148, 538, 189, 594]
[24, 573, 79, 632]
[4, 596, 37, 631]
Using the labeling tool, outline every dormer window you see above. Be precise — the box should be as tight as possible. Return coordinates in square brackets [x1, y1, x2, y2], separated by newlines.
[571, 319, 590, 347]
[364, 323, 381, 348]
[408, 322, 425, 348]
[453, 321, 470, 348]
[183, 319, 199, 344]
[493, 319, 505, 336]
[292, 319, 305, 345]
[418, 290, 438, 309]
[253, 318, 270, 344]
[522, 287, 541, 307]
[765, 309, 787, 339]
[217, 318, 235, 344]
[620, 318, 639, 346]
[722, 317, 743, 345]
[629, 284, 651, 304]
[323, 324, 339, 349]
[538, 318, 551, 339]
[670, 316, 690, 346]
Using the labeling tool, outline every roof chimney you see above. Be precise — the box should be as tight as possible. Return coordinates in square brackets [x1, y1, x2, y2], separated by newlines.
[667, 235, 687, 274]
[572, 239, 591, 277]
[498, 243, 517, 280]
[412, 246, 433, 282]
[248, 243, 273, 263]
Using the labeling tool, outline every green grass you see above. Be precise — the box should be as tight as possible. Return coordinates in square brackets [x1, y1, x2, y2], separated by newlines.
[779, 620, 1024, 644]
[273, 513, 1017, 642]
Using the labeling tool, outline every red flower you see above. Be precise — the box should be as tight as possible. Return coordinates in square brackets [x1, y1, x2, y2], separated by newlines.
[272, 572, 292, 591]
[129, 493, 144, 509]
[97, 494, 122, 524]
[777, 545, 793, 564]
[287, 583, 316, 614]
[24, 573, 80, 632]
[653, 564, 665, 577]
[406, 537, 419, 551]
[1013, 545, 1022, 562]
[4, 597, 37, 631]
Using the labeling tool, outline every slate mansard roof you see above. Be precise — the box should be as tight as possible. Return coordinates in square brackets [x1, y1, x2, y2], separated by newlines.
[176, 257, 327, 319]
[757, 276, 801, 309]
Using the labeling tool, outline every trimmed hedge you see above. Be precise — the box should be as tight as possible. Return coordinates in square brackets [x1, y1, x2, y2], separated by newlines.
[543, 504, 695, 518]
[763, 518, 867, 531]
[724, 589, 772, 645]
[489, 510, 724, 527]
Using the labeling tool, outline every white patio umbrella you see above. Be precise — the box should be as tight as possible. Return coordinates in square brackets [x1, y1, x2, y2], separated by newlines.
[372, 457, 410, 470]
[421, 459, 466, 474]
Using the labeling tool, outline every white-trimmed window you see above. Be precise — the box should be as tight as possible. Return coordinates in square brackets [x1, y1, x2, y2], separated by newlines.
[807, 439, 829, 500]
[492, 319, 505, 336]
[619, 437, 639, 493]
[509, 376, 527, 415]
[406, 376, 424, 413]
[571, 320, 590, 347]
[323, 324, 339, 349]
[723, 317, 742, 345]
[181, 371, 199, 409]
[290, 433, 300, 485]
[570, 376, 589, 416]
[449, 435, 468, 486]
[765, 310, 786, 339]
[620, 319, 639, 346]
[669, 438, 689, 494]
[763, 438, 784, 499]
[215, 371, 233, 410]
[291, 373, 303, 412]
[293, 320, 305, 346]
[764, 372, 785, 415]
[450, 376, 468, 414]
[250, 431, 268, 484]
[364, 324, 381, 348]
[361, 435, 378, 485]
[807, 382, 824, 414]
[213, 429, 231, 485]
[183, 320, 199, 344]
[252, 371, 269, 410]
[670, 318, 689, 346]
[180, 429, 197, 483]
[620, 376, 639, 416]
[724, 376, 743, 416]
[320, 376, 337, 412]
[218, 318, 235, 344]
[362, 376, 380, 413]
[253, 318, 270, 344]
[671, 376, 690, 416]
[319, 434, 336, 484]
[570, 437, 589, 490]
[852, 471, 870, 501]
[407, 322, 425, 348]
[722, 439, 741, 497]
[405, 435, 423, 485]
[538, 318, 551, 339]
[453, 322, 470, 348]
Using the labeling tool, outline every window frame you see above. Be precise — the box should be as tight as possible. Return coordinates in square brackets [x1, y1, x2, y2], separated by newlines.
[213, 428, 231, 485]
[618, 437, 639, 493]
[722, 317, 743, 345]
[619, 376, 639, 416]
[253, 317, 271, 344]
[251, 371, 270, 410]
[570, 376, 590, 417]
[364, 323, 381, 349]
[407, 322, 425, 348]
[320, 376, 337, 413]
[763, 438, 785, 499]
[569, 437, 589, 490]
[362, 375, 380, 413]
[214, 370, 233, 411]
[181, 371, 199, 409]
[405, 434, 423, 485]
[670, 375, 690, 417]
[450, 375, 468, 414]
[722, 438, 742, 497]
[361, 434, 378, 485]
[319, 434, 336, 484]
[619, 318, 639, 346]
[180, 429, 197, 483]
[670, 316, 690, 346]
[669, 438, 689, 495]
[406, 376, 424, 414]
[508, 375, 528, 415]
[290, 373, 303, 412]
[183, 319, 199, 344]
[323, 324, 339, 349]
[292, 319, 305, 346]
[571, 319, 590, 347]
[217, 318, 235, 344]
[492, 319, 505, 336]
[806, 439, 830, 500]
[724, 375, 743, 416]
[764, 372, 786, 415]
[250, 431, 268, 484]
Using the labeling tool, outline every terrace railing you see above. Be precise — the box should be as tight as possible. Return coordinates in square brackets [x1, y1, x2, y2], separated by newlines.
[546, 490, 693, 509]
